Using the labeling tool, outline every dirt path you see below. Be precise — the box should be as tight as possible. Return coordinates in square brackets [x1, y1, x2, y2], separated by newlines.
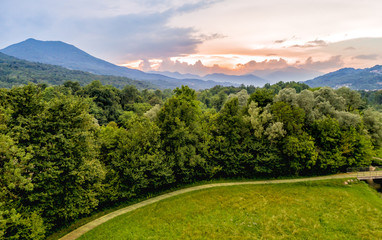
[59, 173, 357, 240]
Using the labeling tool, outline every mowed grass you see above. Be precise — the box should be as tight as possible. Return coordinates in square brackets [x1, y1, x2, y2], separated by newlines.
[79, 179, 382, 240]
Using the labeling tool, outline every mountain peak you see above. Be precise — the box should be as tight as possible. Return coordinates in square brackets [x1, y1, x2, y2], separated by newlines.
[0, 38, 106, 71]
[17, 38, 68, 46]
[25, 38, 38, 42]
[0, 39, 236, 90]
[14, 38, 81, 49]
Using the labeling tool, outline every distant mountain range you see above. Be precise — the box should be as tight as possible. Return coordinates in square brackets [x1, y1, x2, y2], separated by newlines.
[304, 65, 382, 90]
[0, 38, 235, 90]
[0, 52, 153, 89]
[2, 38, 381, 90]
[253, 67, 323, 83]
[151, 68, 322, 86]
[151, 71, 268, 86]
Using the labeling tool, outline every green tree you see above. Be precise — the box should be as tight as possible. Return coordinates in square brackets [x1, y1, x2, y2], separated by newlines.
[157, 86, 209, 182]
[270, 101, 305, 134]
[79, 81, 122, 124]
[314, 87, 346, 112]
[336, 87, 365, 111]
[227, 89, 249, 108]
[144, 104, 161, 121]
[5, 86, 105, 228]
[310, 117, 371, 172]
[338, 127, 373, 170]
[311, 117, 344, 172]
[362, 109, 382, 149]
[30, 94, 105, 226]
[0, 108, 45, 239]
[209, 98, 255, 177]
[98, 117, 173, 203]
[282, 133, 317, 175]
[120, 85, 141, 110]
[210, 90, 227, 111]
[247, 88, 274, 108]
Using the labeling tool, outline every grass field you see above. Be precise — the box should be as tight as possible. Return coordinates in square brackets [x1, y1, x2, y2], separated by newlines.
[78, 179, 382, 240]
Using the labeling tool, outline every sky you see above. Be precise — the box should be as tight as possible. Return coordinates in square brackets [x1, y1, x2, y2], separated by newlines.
[1, 0, 382, 76]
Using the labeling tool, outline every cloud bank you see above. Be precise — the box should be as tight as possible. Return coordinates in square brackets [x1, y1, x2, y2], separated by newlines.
[145, 56, 343, 76]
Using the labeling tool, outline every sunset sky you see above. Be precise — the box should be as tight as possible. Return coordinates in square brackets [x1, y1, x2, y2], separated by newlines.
[1, 0, 382, 76]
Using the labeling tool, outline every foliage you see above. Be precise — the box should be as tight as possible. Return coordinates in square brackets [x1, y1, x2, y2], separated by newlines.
[247, 88, 274, 108]
[1, 81, 381, 239]
[270, 101, 305, 134]
[1, 85, 105, 237]
[156, 86, 210, 182]
[282, 133, 317, 175]
[97, 117, 173, 204]
[0, 133, 46, 240]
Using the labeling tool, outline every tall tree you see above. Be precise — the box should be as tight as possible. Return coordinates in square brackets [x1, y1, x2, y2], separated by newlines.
[79, 81, 122, 124]
[157, 86, 209, 182]
[98, 117, 173, 203]
[5, 86, 105, 227]
[0, 107, 45, 240]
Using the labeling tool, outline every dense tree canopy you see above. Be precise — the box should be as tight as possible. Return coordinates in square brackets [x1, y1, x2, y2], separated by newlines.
[0, 81, 381, 239]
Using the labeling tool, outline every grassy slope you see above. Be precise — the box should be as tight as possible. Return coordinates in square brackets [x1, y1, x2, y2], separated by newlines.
[79, 179, 382, 240]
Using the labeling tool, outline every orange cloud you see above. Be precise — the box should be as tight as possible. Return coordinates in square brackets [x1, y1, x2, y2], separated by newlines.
[126, 55, 343, 77]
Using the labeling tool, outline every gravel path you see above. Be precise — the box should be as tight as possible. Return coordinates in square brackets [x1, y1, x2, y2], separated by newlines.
[59, 173, 357, 240]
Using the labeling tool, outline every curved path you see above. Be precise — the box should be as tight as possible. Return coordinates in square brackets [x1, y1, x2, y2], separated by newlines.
[59, 173, 357, 240]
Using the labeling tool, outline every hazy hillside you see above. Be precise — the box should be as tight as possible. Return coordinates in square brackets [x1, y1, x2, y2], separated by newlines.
[1, 39, 235, 90]
[148, 71, 202, 80]
[151, 71, 267, 86]
[305, 65, 382, 90]
[253, 67, 322, 83]
[0, 52, 153, 89]
[152, 69, 319, 86]
[202, 73, 267, 86]
[1, 38, 164, 79]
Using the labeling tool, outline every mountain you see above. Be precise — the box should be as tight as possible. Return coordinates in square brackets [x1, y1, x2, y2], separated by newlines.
[152, 68, 321, 86]
[304, 65, 382, 90]
[1, 39, 235, 90]
[149, 71, 202, 80]
[0, 52, 153, 89]
[253, 67, 322, 83]
[202, 73, 267, 86]
[151, 71, 267, 86]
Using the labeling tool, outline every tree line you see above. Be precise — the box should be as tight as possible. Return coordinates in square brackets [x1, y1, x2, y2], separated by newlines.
[1, 81, 382, 239]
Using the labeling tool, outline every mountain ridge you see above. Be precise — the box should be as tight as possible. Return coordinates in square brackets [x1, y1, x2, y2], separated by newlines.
[0, 51, 153, 89]
[304, 65, 382, 90]
[252, 67, 323, 83]
[152, 67, 322, 86]
[1, 38, 236, 90]
[3, 38, 381, 90]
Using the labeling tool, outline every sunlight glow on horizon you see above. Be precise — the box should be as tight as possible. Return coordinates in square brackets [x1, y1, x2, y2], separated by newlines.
[119, 54, 303, 74]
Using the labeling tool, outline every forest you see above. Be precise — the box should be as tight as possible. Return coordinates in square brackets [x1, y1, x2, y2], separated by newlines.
[1, 80, 382, 239]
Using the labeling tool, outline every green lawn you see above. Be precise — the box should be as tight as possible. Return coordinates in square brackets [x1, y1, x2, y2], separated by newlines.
[79, 180, 382, 240]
